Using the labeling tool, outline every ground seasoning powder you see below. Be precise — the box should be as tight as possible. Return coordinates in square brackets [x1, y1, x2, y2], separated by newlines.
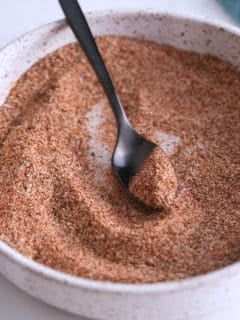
[0, 36, 239, 283]
[129, 148, 178, 209]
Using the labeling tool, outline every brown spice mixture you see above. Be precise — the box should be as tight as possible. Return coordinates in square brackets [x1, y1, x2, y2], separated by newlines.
[129, 148, 177, 209]
[0, 36, 240, 283]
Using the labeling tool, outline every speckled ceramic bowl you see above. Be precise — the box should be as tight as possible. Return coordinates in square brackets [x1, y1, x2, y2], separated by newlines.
[0, 10, 240, 320]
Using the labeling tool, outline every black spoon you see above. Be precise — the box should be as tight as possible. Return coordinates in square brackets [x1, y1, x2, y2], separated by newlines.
[59, 0, 177, 208]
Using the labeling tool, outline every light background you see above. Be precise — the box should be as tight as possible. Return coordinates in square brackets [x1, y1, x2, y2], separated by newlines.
[0, 1, 237, 319]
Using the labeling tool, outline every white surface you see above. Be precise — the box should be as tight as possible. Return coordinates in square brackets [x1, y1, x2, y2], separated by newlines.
[0, 0, 236, 46]
[0, 1, 237, 319]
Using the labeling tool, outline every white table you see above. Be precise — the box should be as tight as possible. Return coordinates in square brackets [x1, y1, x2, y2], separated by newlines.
[0, 1, 236, 319]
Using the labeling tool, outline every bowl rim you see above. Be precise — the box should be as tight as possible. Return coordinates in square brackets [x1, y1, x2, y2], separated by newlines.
[0, 9, 240, 294]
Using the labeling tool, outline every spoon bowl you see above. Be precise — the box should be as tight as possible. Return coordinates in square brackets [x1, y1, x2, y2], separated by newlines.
[113, 121, 156, 186]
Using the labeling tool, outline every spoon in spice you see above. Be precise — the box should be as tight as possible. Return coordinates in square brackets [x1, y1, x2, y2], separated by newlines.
[59, 0, 178, 209]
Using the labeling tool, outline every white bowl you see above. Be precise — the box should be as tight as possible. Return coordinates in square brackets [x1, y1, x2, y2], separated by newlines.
[0, 10, 240, 320]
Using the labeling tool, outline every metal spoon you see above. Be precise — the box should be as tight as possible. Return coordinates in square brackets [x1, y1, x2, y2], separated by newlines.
[59, 0, 160, 199]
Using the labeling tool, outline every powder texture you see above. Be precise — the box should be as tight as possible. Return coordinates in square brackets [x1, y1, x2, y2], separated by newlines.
[0, 36, 240, 283]
[129, 148, 177, 209]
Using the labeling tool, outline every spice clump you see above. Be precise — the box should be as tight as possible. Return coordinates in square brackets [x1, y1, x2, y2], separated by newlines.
[129, 148, 177, 209]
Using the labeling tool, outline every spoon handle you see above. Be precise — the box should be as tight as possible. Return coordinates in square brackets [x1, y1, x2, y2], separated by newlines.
[59, 0, 127, 127]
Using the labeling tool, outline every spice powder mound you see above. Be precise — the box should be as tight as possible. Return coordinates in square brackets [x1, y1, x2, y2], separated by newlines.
[0, 36, 240, 283]
[129, 147, 178, 209]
